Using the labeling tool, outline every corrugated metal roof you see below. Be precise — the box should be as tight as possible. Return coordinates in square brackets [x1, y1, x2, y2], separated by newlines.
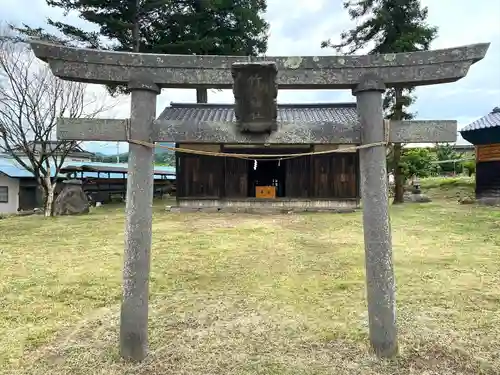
[0, 160, 176, 179]
[68, 171, 176, 180]
[0, 164, 37, 178]
[461, 111, 500, 132]
[158, 102, 359, 124]
[61, 162, 176, 176]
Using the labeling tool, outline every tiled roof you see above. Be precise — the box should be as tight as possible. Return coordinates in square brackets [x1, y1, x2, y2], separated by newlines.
[158, 102, 359, 124]
[461, 111, 500, 132]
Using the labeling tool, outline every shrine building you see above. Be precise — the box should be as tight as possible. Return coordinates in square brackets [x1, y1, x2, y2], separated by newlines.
[158, 102, 360, 211]
[460, 108, 500, 202]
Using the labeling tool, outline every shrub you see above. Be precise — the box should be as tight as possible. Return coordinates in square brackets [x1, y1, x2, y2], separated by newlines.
[400, 148, 435, 178]
[462, 160, 476, 176]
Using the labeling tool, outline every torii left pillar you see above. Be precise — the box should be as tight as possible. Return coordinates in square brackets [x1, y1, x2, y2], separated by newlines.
[120, 77, 160, 361]
[353, 74, 397, 357]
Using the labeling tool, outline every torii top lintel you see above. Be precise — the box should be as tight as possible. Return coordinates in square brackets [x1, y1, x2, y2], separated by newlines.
[29, 40, 489, 89]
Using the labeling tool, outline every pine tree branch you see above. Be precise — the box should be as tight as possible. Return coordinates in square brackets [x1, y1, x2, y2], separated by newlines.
[15, 0, 270, 95]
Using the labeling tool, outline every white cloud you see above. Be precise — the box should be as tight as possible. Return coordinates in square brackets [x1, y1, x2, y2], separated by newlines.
[1, 0, 499, 154]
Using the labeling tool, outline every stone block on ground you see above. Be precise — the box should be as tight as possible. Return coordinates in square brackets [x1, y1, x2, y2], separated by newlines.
[53, 179, 90, 216]
[458, 196, 476, 205]
[403, 192, 432, 203]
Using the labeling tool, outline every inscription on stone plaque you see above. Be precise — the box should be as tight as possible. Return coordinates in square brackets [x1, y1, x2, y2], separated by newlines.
[232, 61, 278, 134]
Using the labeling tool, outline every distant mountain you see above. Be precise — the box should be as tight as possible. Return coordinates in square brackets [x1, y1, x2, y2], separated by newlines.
[92, 153, 129, 163]
[155, 143, 175, 154]
[90, 144, 175, 165]
[93, 152, 109, 157]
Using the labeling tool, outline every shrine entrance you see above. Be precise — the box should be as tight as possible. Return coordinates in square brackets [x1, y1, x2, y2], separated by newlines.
[222, 145, 307, 199]
[248, 158, 284, 198]
[30, 39, 490, 361]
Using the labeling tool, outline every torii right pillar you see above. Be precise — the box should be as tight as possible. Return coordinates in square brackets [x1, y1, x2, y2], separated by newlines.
[353, 74, 397, 357]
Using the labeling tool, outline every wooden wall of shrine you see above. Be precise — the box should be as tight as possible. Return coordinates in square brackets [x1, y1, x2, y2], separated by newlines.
[475, 144, 500, 199]
[175, 144, 359, 200]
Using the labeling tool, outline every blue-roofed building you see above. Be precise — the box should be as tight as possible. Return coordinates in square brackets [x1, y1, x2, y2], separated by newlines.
[0, 158, 177, 214]
[460, 108, 500, 145]
[59, 161, 176, 180]
[459, 108, 500, 201]
[0, 141, 98, 213]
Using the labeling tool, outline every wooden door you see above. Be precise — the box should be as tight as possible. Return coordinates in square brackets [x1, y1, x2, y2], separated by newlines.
[177, 153, 223, 198]
[285, 156, 312, 197]
[224, 157, 249, 198]
[333, 153, 358, 198]
[312, 153, 358, 199]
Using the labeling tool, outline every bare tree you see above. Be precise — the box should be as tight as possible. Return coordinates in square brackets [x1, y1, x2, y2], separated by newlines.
[0, 29, 111, 216]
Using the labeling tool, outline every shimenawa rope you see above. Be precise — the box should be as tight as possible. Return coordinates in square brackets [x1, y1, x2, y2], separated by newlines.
[126, 120, 391, 161]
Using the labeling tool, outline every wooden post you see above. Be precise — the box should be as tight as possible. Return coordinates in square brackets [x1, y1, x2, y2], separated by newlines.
[120, 77, 160, 361]
[353, 74, 398, 358]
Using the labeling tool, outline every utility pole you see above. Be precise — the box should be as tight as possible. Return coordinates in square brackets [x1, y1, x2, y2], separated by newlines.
[116, 141, 120, 163]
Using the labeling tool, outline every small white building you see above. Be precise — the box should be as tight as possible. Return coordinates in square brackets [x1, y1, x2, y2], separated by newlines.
[0, 160, 42, 214]
[0, 172, 20, 214]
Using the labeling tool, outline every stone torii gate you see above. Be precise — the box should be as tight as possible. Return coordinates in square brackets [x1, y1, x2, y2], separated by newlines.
[29, 40, 489, 361]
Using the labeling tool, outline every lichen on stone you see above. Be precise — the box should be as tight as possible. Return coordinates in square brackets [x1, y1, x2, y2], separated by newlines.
[283, 56, 303, 69]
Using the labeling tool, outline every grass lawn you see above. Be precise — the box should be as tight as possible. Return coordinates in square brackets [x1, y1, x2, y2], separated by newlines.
[1, 190, 499, 374]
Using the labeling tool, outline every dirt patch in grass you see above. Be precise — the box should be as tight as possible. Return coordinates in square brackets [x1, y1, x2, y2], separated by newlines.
[0, 200, 499, 374]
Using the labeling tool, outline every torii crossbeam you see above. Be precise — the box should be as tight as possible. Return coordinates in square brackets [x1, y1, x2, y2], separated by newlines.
[57, 117, 458, 144]
[31, 41, 488, 89]
[28, 40, 489, 362]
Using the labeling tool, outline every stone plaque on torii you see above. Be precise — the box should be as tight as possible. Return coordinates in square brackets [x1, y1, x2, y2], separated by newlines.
[29, 40, 489, 361]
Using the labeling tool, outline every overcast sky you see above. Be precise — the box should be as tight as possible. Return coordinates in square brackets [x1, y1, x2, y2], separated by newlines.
[1, 0, 499, 155]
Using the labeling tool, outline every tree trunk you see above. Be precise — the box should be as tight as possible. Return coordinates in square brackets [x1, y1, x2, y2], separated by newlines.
[132, 0, 140, 52]
[44, 187, 54, 217]
[50, 181, 57, 215]
[393, 143, 404, 204]
[392, 88, 405, 204]
[40, 176, 55, 217]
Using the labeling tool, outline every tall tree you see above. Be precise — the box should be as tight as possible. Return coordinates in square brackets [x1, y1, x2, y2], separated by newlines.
[0, 29, 110, 216]
[15, 0, 269, 95]
[322, 0, 438, 203]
